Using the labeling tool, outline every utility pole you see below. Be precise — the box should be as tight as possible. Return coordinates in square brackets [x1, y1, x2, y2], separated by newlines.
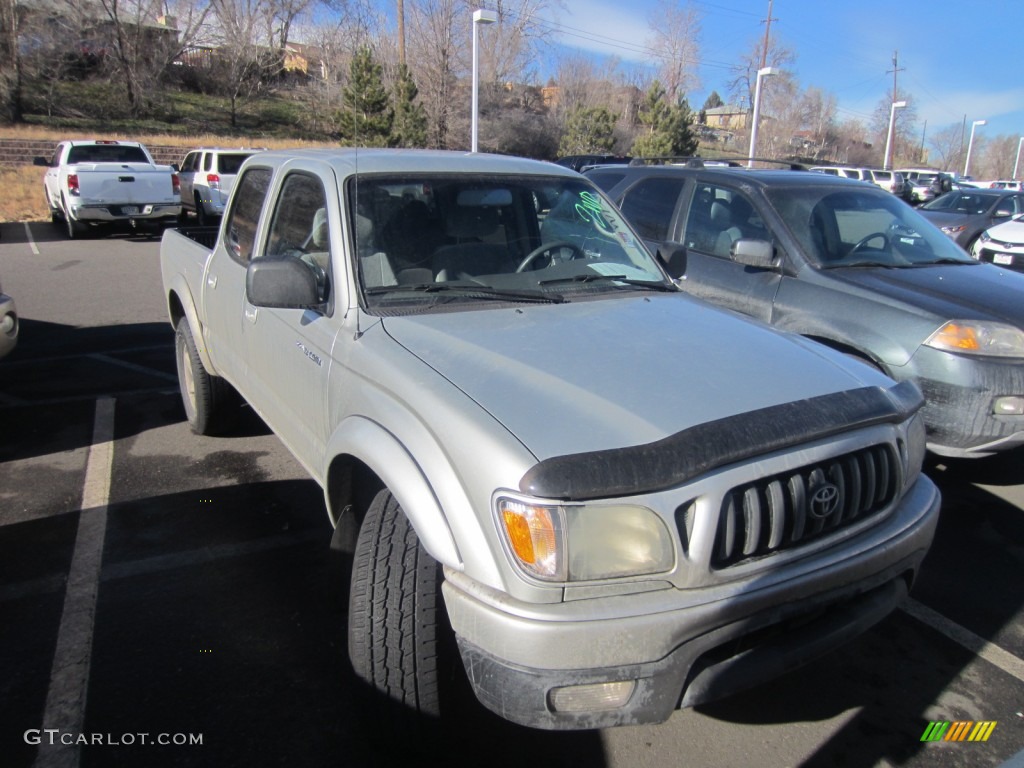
[885, 51, 905, 165]
[887, 50, 904, 103]
[758, 0, 775, 71]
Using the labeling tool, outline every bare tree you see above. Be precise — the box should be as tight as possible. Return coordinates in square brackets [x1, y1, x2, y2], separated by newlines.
[405, 0, 465, 148]
[869, 90, 918, 167]
[645, 0, 701, 104]
[726, 31, 794, 113]
[0, 0, 22, 122]
[927, 123, 963, 172]
[96, 0, 210, 116]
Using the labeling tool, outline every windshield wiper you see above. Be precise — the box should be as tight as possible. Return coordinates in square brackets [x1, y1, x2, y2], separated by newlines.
[538, 274, 676, 291]
[822, 261, 897, 269]
[365, 282, 565, 303]
[908, 257, 975, 267]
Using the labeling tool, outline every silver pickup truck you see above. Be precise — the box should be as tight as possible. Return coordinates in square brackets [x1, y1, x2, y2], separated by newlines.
[159, 149, 940, 730]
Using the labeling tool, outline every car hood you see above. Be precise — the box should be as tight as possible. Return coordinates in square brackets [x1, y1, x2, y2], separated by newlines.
[983, 218, 1024, 244]
[830, 263, 1024, 325]
[382, 294, 890, 461]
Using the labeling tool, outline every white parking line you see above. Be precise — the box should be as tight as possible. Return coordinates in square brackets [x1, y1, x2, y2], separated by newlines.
[88, 353, 179, 383]
[902, 598, 1024, 683]
[24, 222, 40, 255]
[33, 397, 115, 768]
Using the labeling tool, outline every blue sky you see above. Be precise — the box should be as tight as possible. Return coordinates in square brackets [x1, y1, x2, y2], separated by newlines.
[537, 0, 1024, 141]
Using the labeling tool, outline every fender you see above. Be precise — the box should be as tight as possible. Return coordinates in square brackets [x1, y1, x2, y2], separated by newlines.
[325, 416, 463, 571]
[166, 275, 217, 375]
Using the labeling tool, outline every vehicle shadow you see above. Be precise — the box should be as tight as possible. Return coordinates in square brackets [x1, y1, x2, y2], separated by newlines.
[2, 480, 608, 768]
[691, 473, 1022, 767]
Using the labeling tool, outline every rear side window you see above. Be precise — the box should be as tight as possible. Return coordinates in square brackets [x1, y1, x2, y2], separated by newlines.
[586, 170, 628, 192]
[216, 153, 252, 175]
[619, 177, 686, 241]
[223, 167, 272, 266]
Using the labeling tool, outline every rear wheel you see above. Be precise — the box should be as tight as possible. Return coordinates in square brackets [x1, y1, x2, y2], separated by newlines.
[195, 193, 209, 227]
[348, 488, 446, 720]
[174, 318, 236, 435]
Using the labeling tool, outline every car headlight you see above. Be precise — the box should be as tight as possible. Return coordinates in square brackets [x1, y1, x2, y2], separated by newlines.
[497, 498, 674, 582]
[940, 224, 966, 236]
[924, 320, 1024, 357]
[979, 231, 991, 243]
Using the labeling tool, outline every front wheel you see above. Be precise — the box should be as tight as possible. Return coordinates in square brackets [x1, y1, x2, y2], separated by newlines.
[174, 318, 236, 435]
[348, 488, 447, 720]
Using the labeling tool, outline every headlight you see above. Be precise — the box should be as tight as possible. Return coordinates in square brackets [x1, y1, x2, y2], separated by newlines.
[979, 231, 991, 243]
[924, 320, 1024, 357]
[940, 224, 966, 236]
[497, 498, 674, 582]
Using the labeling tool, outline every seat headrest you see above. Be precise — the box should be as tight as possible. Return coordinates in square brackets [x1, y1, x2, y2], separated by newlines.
[311, 207, 329, 249]
[710, 200, 731, 227]
[446, 206, 499, 239]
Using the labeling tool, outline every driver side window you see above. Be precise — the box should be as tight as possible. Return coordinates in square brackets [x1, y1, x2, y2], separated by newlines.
[264, 172, 331, 303]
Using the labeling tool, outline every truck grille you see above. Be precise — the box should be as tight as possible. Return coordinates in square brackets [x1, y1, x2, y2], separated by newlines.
[700, 444, 900, 568]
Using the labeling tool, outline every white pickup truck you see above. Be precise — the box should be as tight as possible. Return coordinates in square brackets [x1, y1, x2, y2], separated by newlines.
[35, 140, 181, 238]
[159, 148, 940, 730]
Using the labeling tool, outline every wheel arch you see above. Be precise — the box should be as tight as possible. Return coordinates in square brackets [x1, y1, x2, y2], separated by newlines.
[166, 280, 216, 374]
[325, 417, 462, 571]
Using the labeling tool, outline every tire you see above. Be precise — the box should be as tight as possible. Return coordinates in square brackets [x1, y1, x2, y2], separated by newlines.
[348, 488, 445, 720]
[195, 193, 208, 227]
[174, 318, 235, 435]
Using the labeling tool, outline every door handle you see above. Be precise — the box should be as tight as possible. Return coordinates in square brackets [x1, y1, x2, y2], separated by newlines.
[207, 274, 217, 288]
[245, 306, 258, 323]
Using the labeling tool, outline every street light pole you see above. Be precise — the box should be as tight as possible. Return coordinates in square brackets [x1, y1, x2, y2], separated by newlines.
[883, 100, 906, 170]
[747, 66, 778, 168]
[471, 9, 497, 153]
[963, 119, 986, 179]
[1014, 137, 1024, 180]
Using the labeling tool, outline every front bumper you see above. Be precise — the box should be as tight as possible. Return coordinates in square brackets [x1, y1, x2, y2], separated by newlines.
[896, 346, 1024, 457]
[69, 202, 182, 223]
[973, 242, 1024, 272]
[443, 475, 940, 729]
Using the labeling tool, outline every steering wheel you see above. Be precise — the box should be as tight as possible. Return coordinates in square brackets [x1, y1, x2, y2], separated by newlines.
[515, 241, 585, 272]
[847, 232, 890, 257]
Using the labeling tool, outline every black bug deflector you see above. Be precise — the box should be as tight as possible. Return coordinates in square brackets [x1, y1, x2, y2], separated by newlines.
[519, 381, 923, 501]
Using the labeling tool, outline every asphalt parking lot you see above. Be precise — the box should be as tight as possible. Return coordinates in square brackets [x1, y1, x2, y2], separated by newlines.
[1, 220, 1022, 768]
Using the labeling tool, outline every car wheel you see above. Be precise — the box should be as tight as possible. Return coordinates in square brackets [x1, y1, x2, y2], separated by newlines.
[174, 318, 236, 435]
[195, 194, 208, 227]
[348, 488, 447, 721]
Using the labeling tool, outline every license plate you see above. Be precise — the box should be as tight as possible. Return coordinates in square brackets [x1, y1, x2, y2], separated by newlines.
[994, 253, 1013, 265]
[122, 206, 139, 215]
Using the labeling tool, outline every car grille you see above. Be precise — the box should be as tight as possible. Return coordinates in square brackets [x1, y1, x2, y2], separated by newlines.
[692, 444, 900, 568]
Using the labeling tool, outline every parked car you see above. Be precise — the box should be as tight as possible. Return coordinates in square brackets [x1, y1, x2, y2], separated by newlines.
[810, 166, 872, 182]
[554, 154, 632, 173]
[981, 180, 1023, 191]
[176, 147, 262, 225]
[972, 213, 1024, 271]
[918, 188, 1024, 250]
[906, 180, 936, 205]
[34, 140, 181, 238]
[588, 161, 1024, 458]
[0, 281, 18, 359]
[160, 148, 939, 730]
[865, 169, 906, 196]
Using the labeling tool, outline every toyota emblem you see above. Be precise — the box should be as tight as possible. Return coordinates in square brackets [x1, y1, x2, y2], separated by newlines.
[809, 483, 840, 519]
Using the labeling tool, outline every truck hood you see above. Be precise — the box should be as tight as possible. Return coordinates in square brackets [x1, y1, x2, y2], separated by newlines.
[828, 263, 1024, 325]
[382, 294, 891, 461]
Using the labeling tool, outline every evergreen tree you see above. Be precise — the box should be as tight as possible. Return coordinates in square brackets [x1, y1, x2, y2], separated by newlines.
[632, 81, 698, 158]
[392, 64, 427, 148]
[337, 47, 393, 147]
[557, 106, 616, 155]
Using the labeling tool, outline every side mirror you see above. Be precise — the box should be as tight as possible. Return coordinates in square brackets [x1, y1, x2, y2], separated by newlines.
[171, 163, 180, 172]
[994, 208, 1013, 219]
[730, 238, 778, 269]
[33, 157, 49, 167]
[659, 247, 688, 279]
[246, 256, 321, 309]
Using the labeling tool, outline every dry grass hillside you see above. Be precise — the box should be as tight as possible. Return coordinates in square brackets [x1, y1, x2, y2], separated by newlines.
[0, 126, 335, 222]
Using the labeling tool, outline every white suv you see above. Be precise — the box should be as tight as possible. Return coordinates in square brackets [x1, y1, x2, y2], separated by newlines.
[177, 148, 262, 225]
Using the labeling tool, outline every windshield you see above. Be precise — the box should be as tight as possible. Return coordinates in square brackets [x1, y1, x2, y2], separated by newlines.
[767, 185, 975, 268]
[350, 174, 671, 312]
[921, 191, 1000, 214]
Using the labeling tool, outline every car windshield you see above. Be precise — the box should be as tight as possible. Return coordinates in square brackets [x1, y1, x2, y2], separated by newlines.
[767, 185, 975, 268]
[350, 174, 672, 312]
[921, 191, 1000, 215]
[217, 153, 252, 175]
[67, 144, 149, 164]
